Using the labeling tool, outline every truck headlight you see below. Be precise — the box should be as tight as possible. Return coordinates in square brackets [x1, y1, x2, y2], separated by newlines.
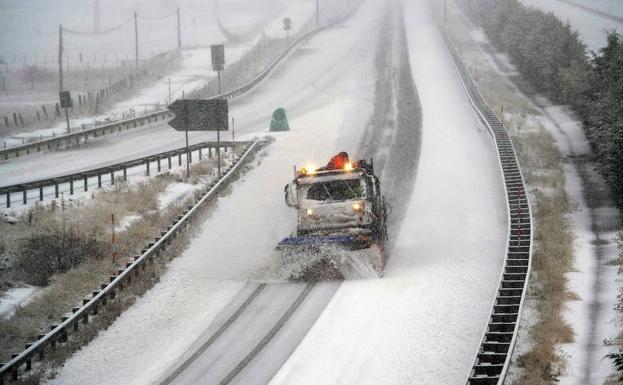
[353, 203, 362, 212]
[306, 208, 314, 216]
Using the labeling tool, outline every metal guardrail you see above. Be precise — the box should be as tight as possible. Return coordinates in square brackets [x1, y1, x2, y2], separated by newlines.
[0, 19, 334, 161]
[0, 110, 173, 160]
[438, 29, 534, 385]
[0, 139, 263, 384]
[0, 140, 241, 208]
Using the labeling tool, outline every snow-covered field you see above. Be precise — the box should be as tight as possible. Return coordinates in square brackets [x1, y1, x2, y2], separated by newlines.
[534, 104, 621, 385]
[519, 0, 623, 51]
[0, 0, 318, 147]
[0, 0, 287, 69]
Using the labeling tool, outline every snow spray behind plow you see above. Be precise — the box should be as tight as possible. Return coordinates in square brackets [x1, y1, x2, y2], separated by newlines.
[250, 242, 383, 283]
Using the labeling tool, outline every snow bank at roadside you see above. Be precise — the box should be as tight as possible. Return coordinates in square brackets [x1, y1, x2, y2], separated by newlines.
[0, 285, 40, 319]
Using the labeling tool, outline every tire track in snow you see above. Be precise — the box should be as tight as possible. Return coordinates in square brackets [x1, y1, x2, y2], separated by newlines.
[358, 0, 422, 242]
[159, 284, 267, 385]
[217, 283, 315, 385]
[159, 283, 318, 385]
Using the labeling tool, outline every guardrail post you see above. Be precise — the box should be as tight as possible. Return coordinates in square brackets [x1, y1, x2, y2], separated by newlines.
[84, 176, 88, 191]
[110, 171, 115, 185]
[199, 148, 202, 160]
[23, 189, 27, 204]
[6, 192, 10, 208]
[157, 158, 161, 172]
[39, 186, 43, 201]
[123, 167, 127, 181]
[209, 147, 212, 158]
[168, 157, 172, 169]
[55, 183, 59, 198]
[146, 161, 150, 176]
[26, 358, 32, 371]
[178, 153, 182, 166]
[98, 174, 102, 188]
[69, 179, 74, 195]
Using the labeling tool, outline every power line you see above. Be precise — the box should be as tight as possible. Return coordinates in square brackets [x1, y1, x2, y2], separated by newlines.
[63, 15, 133, 36]
[63, 8, 178, 37]
[137, 9, 177, 21]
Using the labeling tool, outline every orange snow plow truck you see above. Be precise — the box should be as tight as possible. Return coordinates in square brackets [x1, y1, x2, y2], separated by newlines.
[277, 152, 389, 280]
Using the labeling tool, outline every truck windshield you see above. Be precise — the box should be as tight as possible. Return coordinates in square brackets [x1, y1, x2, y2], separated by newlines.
[306, 180, 364, 201]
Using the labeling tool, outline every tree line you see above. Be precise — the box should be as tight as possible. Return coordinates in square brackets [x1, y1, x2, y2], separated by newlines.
[459, 0, 623, 208]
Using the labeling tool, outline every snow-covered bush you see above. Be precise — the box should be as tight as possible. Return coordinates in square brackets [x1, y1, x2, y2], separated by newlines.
[15, 227, 105, 286]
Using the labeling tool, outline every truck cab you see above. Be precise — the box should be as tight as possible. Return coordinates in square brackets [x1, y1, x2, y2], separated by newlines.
[285, 159, 386, 241]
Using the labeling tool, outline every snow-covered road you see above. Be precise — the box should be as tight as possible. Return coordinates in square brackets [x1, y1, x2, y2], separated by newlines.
[43, 0, 509, 383]
[44, 1, 384, 384]
[268, 1, 506, 383]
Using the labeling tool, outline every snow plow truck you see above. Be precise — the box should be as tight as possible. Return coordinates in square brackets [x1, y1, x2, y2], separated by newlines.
[277, 152, 388, 280]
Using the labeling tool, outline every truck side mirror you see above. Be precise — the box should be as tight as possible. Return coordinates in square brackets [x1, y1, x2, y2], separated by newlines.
[285, 183, 297, 207]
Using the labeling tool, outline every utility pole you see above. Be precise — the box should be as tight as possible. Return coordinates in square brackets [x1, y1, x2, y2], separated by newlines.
[58, 25, 64, 91]
[58, 26, 71, 133]
[177, 6, 181, 49]
[94, 0, 101, 33]
[316, 0, 320, 27]
[134, 12, 139, 75]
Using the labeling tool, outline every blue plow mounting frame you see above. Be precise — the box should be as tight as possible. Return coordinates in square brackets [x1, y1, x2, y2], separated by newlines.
[277, 235, 371, 251]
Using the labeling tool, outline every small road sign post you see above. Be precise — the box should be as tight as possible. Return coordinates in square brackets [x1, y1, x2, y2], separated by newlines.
[111, 213, 117, 264]
[59, 90, 72, 133]
[283, 17, 292, 40]
[168, 98, 229, 177]
[211, 44, 225, 175]
[211, 44, 225, 95]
